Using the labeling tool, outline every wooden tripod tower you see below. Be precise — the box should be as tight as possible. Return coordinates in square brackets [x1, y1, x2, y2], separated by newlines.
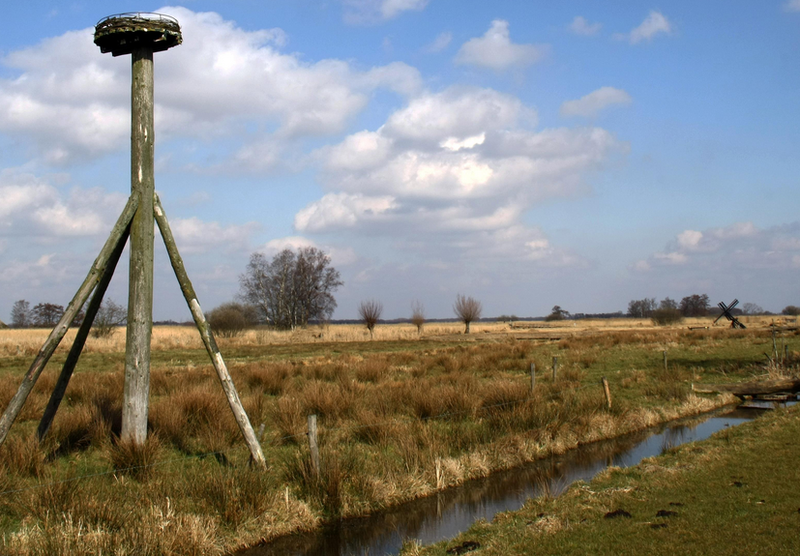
[0, 13, 265, 467]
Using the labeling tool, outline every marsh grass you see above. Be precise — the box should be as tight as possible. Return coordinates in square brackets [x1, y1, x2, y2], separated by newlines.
[0, 320, 794, 554]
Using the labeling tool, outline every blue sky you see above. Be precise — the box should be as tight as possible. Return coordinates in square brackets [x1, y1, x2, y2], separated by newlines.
[1, 1, 799, 321]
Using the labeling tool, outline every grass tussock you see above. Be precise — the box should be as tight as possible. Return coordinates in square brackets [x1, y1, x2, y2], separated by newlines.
[107, 436, 163, 482]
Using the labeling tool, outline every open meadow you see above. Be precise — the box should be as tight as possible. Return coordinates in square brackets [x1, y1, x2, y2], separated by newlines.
[0, 317, 797, 555]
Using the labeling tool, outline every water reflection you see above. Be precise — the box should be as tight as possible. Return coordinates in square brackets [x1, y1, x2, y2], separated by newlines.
[236, 404, 785, 556]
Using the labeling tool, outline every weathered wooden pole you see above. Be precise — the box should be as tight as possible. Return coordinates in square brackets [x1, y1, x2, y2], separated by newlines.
[95, 13, 182, 445]
[530, 362, 536, 393]
[154, 195, 266, 467]
[552, 356, 559, 381]
[122, 44, 156, 445]
[663, 350, 668, 372]
[38, 223, 131, 441]
[308, 414, 321, 480]
[602, 376, 612, 410]
[0, 196, 139, 448]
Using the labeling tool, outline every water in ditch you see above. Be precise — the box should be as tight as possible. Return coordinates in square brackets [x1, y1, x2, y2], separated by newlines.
[237, 403, 787, 556]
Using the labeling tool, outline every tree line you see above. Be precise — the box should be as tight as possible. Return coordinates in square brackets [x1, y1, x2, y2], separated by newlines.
[8, 245, 799, 338]
[8, 299, 126, 338]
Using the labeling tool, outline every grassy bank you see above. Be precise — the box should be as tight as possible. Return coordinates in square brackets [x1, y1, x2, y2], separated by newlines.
[407, 403, 800, 556]
[0, 322, 796, 554]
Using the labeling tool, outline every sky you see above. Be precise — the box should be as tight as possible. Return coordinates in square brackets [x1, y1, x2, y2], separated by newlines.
[1, 1, 799, 322]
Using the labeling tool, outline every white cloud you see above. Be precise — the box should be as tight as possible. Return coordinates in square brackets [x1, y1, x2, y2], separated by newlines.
[342, 0, 429, 24]
[0, 169, 125, 238]
[569, 16, 602, 36]
[298, 86, 625, 267]
[424, 32, 453, 53]
[635, 221, 800, 272]
[625, 11, 673, 44]
[560, 87, 632, 118]
[383, 87, 530, 144]
[294, 192, 397, 232]
[171, 217, 258, 254]
[261, 235, 357, 266]
[0, 6, 422, 166]
[783, 0, 800, 12]
[455, 20, 548, 70]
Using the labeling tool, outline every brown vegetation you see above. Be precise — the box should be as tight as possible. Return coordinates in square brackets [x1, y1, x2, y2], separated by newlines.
[0, 320, 795, 554]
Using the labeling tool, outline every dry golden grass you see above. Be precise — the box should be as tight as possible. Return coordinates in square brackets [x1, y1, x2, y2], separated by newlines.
[1, 314, 795, 357]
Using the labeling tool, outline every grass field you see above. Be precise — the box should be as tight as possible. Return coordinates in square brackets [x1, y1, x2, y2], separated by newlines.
[0, 318, 796, 554]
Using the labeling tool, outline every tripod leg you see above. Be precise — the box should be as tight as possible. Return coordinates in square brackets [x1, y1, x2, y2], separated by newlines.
[153, 193, 266, 468]
[38, 224, 130, 441]
[0, 195, 139, 449]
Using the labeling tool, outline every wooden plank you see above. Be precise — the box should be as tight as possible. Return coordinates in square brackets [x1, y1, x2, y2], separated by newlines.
[154, 193, 266, 468]
[0, 194, 139, 449]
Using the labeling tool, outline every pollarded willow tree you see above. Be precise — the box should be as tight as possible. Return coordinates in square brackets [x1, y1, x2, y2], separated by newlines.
[410, 300, 425, 335]
[454, 294, 482, 334]
[239, 247, 343, 329]
[358, 299, 383, 339]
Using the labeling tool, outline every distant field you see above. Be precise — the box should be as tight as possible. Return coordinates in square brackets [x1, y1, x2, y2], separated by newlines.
[1, 314, 795, 358]
[0, 318, 796, 554]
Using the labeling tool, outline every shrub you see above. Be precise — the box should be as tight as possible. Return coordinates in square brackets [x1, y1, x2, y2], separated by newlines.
[651, 308, 683, 326]
[207, 302, 257, 338]
[91, 300, 127, 339]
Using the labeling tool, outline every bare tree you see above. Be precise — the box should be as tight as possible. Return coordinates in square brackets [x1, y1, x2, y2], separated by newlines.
[410, 300, 425, 335]
[31, 303, 64, 328]
[545, 305, 570, 322]
[742, 302, 763, 315]
[627, 298, 657, 318]
[358, 299, 383, 339]
[239, 247, 343, 330]
[680, 294, 710, 317]
[91, 300, 127, 339]
[453, 294, 482, 334]
[10, 299, 30, 328]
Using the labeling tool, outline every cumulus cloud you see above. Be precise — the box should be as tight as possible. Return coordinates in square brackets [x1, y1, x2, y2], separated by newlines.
[634, 221, 800, 272]
[622, 11, 673, 44]
[455, 20, 548, 70]
[342, 0, 429, 24]
[297, 86, 625, 267]
[569, 16, 602, 36]
[560, 87, 632, 117]
[0, 169, 126, 238]
[0, 6, 422, 166]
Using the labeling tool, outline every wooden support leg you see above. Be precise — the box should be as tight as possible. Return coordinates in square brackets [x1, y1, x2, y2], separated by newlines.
[38, 224, 130, 441]
[0, 195, 139, 449]
[153, 194, 266, 468]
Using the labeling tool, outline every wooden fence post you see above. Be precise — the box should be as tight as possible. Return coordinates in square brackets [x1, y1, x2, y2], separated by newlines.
[602, 377, 612, 410]
[530, 362, 536, 393]
[663, 350, 668, 372]
[308, 414, 320, 481]
[552, 356, 559, 381]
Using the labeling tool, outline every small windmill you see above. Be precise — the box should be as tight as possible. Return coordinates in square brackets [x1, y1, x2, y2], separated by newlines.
[714, 299, 747, 329]
[0, 13, 265, 467]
